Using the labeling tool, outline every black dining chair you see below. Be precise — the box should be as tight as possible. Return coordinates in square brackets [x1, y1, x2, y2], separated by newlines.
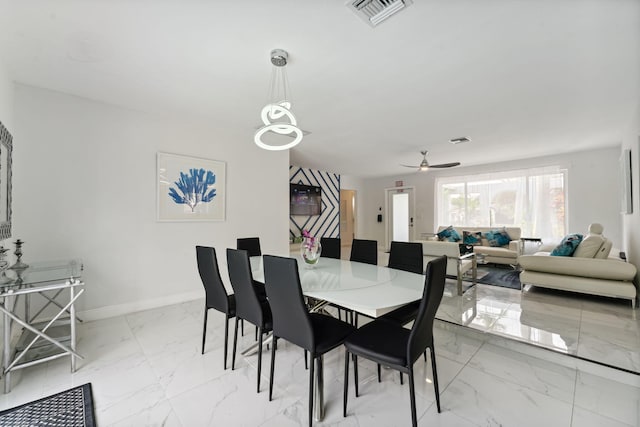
[226, 248, 272, 393]
[388, 241, 424, 274]
[380, 241, 425, 326]
[320, 237, 341, 259]
[350, 239, 378, 265]
[343, 256, 447, 427]
[237, 237, 262, 257]
[263, 255, 356, 427]
[196, 246, 236, 369]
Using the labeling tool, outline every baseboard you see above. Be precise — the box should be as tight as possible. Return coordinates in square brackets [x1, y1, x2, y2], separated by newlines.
[77, 290, 203, 322]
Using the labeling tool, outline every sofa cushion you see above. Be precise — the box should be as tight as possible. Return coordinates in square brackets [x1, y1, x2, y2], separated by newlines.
[462, 231, 482, 245]
[474, 245, 518, 259]
[519, 254, 636, 281]
[573, 234, 605, 258]
[484, 228, 511, 247]
[550, 234, 583, 256]
[437, 226, 461, 242]
[594, 239, 612, 259]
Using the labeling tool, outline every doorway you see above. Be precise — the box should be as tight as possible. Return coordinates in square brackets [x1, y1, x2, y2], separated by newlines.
[384, 187, 415, 249]
[340, 189, 356, 246]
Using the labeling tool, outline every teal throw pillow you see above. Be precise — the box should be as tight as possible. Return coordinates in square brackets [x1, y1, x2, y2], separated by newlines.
[550, 233, 584, 256]
[437, 226, 461, 242]
[484, 228, 511, 247]
[462, 231, 482, 245]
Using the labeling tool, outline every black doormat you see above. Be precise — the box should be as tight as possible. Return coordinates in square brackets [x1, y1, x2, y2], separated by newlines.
[475, 265, 522, 290]
[0, 383, 96, 427]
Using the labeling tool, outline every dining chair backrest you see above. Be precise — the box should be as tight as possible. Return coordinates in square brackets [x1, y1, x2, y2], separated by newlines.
[227, 248, 265, 327]
[407, 255, 447, 363]
[196, 246, 230, 313]
[263, 255, 314, 351]
[320, 237, 341, 259]
[237, 237, 262, 257]
[388, 241, 423, 274]
[350, 239, 378, 265]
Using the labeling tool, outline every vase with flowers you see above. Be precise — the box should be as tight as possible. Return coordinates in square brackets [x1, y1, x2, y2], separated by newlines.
[300, 230, 322, 267]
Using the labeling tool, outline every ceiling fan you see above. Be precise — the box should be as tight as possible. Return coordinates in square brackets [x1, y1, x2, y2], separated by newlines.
[401, 150, 461, 171]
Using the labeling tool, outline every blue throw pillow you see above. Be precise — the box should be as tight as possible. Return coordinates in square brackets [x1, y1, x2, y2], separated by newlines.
[484, 228, 511, 247]
[462, 230, 482, 245]
[550, 233, 584, 256]
[437, 226, 461, 242]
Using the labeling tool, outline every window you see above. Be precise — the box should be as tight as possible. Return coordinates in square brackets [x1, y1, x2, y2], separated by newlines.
[436, 167, 566, 239]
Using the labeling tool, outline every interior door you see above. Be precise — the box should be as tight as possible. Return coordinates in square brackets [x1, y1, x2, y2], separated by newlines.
[386, 187, 415, 249]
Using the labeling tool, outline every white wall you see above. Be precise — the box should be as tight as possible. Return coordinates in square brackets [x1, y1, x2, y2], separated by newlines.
[0, 60, 13, 131]
[360, 147, 623, 248]
[13, 84, 289, 320]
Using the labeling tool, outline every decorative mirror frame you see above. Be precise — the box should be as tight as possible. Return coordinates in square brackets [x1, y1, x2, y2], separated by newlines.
[0, 120, 12, 241]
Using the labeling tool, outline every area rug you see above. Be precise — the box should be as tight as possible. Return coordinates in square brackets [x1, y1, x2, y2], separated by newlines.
[0, 383, 96, 427]
[474, 265, 522, 290]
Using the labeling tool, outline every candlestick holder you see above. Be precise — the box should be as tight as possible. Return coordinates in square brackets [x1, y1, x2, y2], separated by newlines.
[8, 239, 29, 283]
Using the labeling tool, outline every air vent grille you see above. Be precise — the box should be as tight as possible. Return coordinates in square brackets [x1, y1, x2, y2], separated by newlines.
[348, 0, 413, 27]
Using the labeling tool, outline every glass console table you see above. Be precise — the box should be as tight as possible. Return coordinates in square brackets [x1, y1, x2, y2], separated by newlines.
[0, 259, 84, 393]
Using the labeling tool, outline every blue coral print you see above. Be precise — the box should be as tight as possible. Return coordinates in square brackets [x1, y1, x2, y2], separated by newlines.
[168, 168, 217, 212]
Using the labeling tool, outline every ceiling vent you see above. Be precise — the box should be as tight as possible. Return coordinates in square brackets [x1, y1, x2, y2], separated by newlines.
[449, 137, 471, 145]
[347, 0, 413, 27]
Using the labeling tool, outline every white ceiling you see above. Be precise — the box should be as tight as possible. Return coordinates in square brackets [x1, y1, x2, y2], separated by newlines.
[1, 0, 638, 178]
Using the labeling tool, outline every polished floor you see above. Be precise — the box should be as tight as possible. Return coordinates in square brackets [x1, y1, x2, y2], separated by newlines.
[0, 283, 639, 426]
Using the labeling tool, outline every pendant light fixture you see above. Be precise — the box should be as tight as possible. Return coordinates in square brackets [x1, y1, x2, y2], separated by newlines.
[254, 49, 304, 151]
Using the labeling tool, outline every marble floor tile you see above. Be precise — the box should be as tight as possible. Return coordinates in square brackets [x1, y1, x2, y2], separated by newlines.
[571, 406, 634, 427]
[573, 370, 640, 426]
[466, 344, 576, 402]
[443, 365, 574, 427]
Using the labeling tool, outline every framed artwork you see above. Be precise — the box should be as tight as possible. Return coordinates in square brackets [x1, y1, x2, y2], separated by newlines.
[157, 152, 226, 221]
[0, 120, 12, 240]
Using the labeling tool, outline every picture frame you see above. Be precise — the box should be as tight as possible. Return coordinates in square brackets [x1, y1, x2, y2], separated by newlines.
[0, 120, 12, 240]
[157, 152, 226, 222]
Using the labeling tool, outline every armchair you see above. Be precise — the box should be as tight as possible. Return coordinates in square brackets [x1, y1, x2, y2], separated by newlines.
[414, 240, 476, 295]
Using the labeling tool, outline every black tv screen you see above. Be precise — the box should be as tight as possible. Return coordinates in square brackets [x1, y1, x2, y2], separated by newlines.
[290, 183, 322, 216]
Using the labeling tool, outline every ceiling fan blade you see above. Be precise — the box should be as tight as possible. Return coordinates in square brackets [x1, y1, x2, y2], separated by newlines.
[400, 164, 420, 168]
[429, 162, 461, 168]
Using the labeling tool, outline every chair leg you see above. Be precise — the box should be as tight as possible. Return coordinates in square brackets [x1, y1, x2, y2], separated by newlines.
[353, 354, 359, 398]
[305, 350, 308, 370]
[224, 315, 230, 370]
[232, 317, 239, 370]
[343, 350, 349, 417]
[408, 367, 417, 427]
[430, 346, 441, 413]
[377, 364, 381, 382]
[201, 306, 208, 355]
[309, 353, 315, 427]
[424, 350, 427, 362]
[257, 327, 263, 393]
[241, 318, 244, 336]
[269, 336, 277, 401]
[255, 326, 258, 341]
[399, 372, 403, 385]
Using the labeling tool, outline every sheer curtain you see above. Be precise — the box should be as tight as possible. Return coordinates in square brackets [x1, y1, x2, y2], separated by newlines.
[436, 167, 566, 240]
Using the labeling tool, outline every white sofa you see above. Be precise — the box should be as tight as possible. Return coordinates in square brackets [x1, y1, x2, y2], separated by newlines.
[435, 226, 521, 266]
[413, 240, 476, 296]
[518, 224, 638, 308]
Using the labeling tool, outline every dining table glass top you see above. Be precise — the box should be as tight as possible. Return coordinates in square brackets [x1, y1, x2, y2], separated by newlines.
[251, 255, 426, 318]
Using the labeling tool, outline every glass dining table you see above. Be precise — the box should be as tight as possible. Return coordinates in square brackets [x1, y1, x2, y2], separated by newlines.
[250, 255, 427, 421]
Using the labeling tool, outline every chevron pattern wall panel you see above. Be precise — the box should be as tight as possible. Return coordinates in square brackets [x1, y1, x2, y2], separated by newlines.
[290, 166, 340, 239]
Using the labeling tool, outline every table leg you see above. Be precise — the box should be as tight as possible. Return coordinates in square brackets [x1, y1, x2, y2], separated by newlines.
[240, 332, 272, 357]
[314, 355, 324, 421]
[70, 283, 77, 372]
[3, 295, 11, 394]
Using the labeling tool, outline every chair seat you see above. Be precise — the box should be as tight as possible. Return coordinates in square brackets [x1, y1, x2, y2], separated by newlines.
[344, 319, 410, 368]
[310, 313, 356, 355]
[380, 300, 420, 325]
